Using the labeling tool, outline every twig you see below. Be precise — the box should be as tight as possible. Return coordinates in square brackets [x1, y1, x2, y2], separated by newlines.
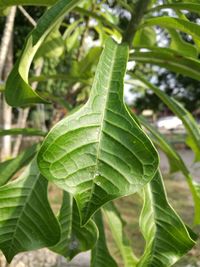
[18, 5, 36, 27]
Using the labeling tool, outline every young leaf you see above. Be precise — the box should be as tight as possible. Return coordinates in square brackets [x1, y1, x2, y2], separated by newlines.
[130, 47, 200, 81]
[37, 38, 159, 225]
[138, 171, 196, 267]
[91, 210, 118, 267]
[0, 159, 60, 263]
[139, 116, 200, 225]
[134, 73, 200, 161]
[0, 144, 39, 186]
[5, 0, 82, 107]
[103, 202, 138, 267]
[50, 192, 98, 260]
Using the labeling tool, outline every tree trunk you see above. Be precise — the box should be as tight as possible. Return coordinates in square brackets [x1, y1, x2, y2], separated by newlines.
[0, 7, 16, 160]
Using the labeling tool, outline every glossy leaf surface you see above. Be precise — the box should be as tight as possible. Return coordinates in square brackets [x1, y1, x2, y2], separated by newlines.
[37, 38, 159, 225]
[0, 159, 60, 262]
[50, 192, 98, 260]
[138, 171, 196, 267]
[5, 0, 81, 107]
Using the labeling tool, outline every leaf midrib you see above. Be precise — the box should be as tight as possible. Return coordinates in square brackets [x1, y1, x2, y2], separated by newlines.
[81, 44, 119, 220]
[7, 174, 39, 259]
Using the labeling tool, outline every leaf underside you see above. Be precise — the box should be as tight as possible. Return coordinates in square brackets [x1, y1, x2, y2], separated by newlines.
[37, 38, 159, 225]
[0, 159, 60, 262]
[50, 192, 98, 260]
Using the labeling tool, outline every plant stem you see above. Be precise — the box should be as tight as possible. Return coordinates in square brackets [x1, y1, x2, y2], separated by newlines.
[122, 0, 151, 47]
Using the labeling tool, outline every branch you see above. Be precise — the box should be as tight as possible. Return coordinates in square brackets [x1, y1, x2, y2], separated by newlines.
[122, 0, 151, 47]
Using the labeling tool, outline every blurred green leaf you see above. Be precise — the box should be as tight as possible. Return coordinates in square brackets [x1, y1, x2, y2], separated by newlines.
[169, 29, 198, 58]
[133, 27, 156, 47]
[0, 128, 46, 137]
[5, 0, 82, 107]
[130, 47, 200, 81]
[103, 202, 138, 267]
[134, 73, 200, 161]
[141, 17, 200, 42]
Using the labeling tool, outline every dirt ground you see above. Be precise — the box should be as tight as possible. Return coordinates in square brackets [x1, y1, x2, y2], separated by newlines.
[0, 149, 200, 267]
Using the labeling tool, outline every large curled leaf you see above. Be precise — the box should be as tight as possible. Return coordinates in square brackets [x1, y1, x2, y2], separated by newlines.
[91, 210, 118, 267]
[0, 159, 60, 262]
[50, 192, 98, 260]
[138, 171, 196, 267]
[139, 116, 200, 225]
[5, 0, 82, 107]
[134, 73, 200, 161]
[37, 38, 159, 225]
[130, 47, 200, 81]
[103, 202, 138, 267]
[0, 144, 39, 186]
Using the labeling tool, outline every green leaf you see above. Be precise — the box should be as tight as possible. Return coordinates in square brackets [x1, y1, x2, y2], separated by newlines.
[5, 0, 82, 107]
[130, 47, 200, 81]
[34, 28, 65, 61]
[0, 144, 39, 186]
[50, 192, 98, 260]
[103, 202, 138, 267]
[37, 38, 159, 225]
[140, 17, 200, 42]
[0, 0, 57, 6]
[134, 73, 200, 161]
[0, 128, 46, 137]
[70, 47, 102, 79]
[138, 171, 196, 267]
[149, 3, 200, 15]
[139, 116, 200, 225]
[75, 7, 122, 34]
[133, 28, 156, 47]
[91, 210, 118, 267]
[0, 7, 11, 16]
[169, 29, 198, 58]
[0, 159, 60, 263]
